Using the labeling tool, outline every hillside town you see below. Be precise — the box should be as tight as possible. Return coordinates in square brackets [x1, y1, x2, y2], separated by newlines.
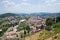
[0, 0, 60, 40]
[0, 13, 60, 40]
[0, 16, 47, 40]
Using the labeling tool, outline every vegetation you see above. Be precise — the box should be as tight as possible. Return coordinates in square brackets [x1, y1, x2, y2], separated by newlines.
[1, 21, 9, 25]
[0, 13, 17, 18]
[17, 22, 26, 31]
[0, 30, 4, 37]
[0, 21, 9, 37]
[0, 21, 15, 37]
[53, 23, 60, 34]
[46, 18, 54, 26]
[0, 13, 60, 40]
[24, 17, 60, 40]
[8, 38, 19, 40]
[26, 25, 30, 34]
[56, 16, 60, 22]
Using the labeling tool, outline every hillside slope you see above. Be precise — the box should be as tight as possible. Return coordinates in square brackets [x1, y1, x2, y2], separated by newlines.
[0, 13, 17, 18]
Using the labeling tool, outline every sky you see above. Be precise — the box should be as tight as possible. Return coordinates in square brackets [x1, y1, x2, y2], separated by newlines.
[0, 0, 60, 14]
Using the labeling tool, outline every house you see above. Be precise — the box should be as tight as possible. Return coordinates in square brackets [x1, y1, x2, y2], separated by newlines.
[4, 32, 19, 39]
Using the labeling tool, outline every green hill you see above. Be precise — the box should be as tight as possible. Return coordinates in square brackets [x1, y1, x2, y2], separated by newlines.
[0, 13, 17, 18]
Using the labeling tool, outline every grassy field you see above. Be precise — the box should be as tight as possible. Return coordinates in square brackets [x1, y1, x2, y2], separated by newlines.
[23, 30, 60, 40]
[1, 21, 9, 25]
[22, 30, 45, 40]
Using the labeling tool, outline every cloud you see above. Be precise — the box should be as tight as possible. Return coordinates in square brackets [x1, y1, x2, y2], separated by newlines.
[0, 0, 60, 13]
[2, 0, 16, 8]
[44, 0, 60, 6]
[20, 2, 31, 5]
[45, 0, 56, 3]
[22, 0, 28, 2]
[44, 0, 56, 6]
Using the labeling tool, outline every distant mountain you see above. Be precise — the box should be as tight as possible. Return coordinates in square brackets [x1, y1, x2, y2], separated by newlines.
[17, 12, 60, 18]
[0, 12, 60, 18]
[18, 13, 29, 16]
[0, 13, 17, 18]
[30, 12, 60, 18]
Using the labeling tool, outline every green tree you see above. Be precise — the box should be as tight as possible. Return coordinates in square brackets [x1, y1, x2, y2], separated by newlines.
[17, 22, 26, 31]
[46, 18, 54, 26]
[26, 25, 30, 33]
[53, 23, 60, 29]
[56, 16, 60, 22]
[53, 23, 60, 33]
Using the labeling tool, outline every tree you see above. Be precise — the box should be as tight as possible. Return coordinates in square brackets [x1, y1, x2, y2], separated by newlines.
[46, 18, 54, 26]
[56, 16, 60, 22]
[53, 23, 60, 29]
[24, 30, 26, 36]
[0, 31, 4, 37]
[52, 23, 60, 33]
[40, 25, 44, 29]
[26, 25, 30, 33]
[17, 22, 26, 31]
